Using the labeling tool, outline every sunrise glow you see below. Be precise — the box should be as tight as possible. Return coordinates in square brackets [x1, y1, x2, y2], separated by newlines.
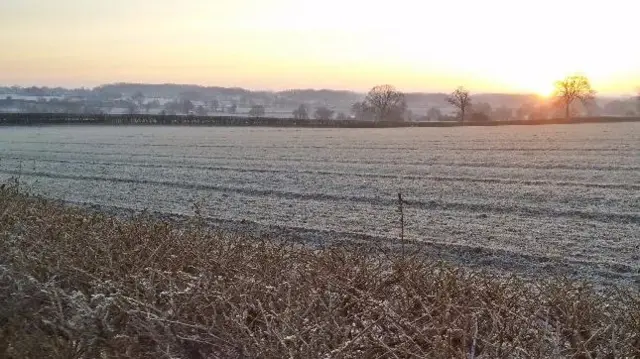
[1, 0, 639, 94]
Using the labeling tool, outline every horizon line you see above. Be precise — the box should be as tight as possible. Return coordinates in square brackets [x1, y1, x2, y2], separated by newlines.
[0, 81, 634, 98]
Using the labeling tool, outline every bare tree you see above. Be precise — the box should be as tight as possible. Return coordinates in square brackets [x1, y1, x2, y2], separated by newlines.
[364, 85, 406, 122]
[553, 75, 596, 120]
[292, 104, 309, 120]
[314, 106, 334, 120]
[447, 87, 472, 123]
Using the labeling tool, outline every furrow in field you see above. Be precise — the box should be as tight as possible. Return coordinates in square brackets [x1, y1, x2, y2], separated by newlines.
[2, 156, 639, 189]
[3, 149, 639, 172]
[3, 169, 638, 224]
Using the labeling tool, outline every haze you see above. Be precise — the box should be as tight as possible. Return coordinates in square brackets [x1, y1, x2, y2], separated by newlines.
[1, 0, 638, 95]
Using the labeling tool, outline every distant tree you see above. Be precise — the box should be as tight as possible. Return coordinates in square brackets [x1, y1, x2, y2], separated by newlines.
[163, 100, 181, 114]
[584, 101, 603, 116]
[126, 101, 137, 115]
[493, 107, 513, 121]
[195, 105, 207, 116]
[447, 87, 472, 123]
[208, 99, 219, 112]
[470, 112, 491, 122]
[364, 85, 406, 122]
[351, 102, 371, 121]
[426, 107, 442, 121]
[336, 112, 347, 121]
[181, 99, 195, 114]
[314, 106, 334, 120]
[131, 91, 145, 112]
[473, 102, 493, 118]
[228, 103, 237, 114]
[249, 105, 266, 117]
[292, 104, 309, 120]
[603, 100, 630, 116]
[553, 75, 596, 120]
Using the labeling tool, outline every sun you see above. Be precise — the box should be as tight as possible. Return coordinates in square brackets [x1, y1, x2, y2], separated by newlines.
[534, 84, 556, 98]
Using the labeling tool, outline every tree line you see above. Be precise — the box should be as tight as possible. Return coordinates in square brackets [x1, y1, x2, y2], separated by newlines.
[346, 75, 601, 123]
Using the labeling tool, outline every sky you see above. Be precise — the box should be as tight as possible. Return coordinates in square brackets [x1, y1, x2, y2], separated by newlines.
[1, 0, 638, 95]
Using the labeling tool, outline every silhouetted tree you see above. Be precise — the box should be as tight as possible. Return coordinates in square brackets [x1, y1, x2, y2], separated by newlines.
[249, 105, 266, 117]
[336, 112, 347, 120]
[427, 107, 442, 121]
[292, 104, 309, 120]
[447, 87, 472, 123]
[314, 106, 334, 120]
[364, 85, 406, 121]
[553, 75, 596, 120]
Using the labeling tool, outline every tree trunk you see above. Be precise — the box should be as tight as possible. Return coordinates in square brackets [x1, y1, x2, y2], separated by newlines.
[565, 101, 570, 120]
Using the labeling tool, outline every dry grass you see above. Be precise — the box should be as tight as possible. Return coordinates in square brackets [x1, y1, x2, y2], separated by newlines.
[0, 181, 638, 358]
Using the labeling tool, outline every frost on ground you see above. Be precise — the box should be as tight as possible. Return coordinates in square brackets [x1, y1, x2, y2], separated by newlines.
[0, 123, 638, 284]
[0, 185, 638, 358]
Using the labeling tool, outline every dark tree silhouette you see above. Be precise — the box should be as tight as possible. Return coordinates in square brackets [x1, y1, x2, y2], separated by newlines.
[553, 75, 596, 120]
[447, 87, 472, 123]
[249, 105, 266, 117]
[292, 104, 309, 120]
[364, 85, 406, 121]
[314, 106, 334, 120]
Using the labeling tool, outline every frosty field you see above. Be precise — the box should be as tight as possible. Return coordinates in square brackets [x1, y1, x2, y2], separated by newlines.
[0, 123, 638, 283]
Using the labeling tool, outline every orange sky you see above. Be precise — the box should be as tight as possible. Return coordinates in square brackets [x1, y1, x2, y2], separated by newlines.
[1, 0, 638, 95]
